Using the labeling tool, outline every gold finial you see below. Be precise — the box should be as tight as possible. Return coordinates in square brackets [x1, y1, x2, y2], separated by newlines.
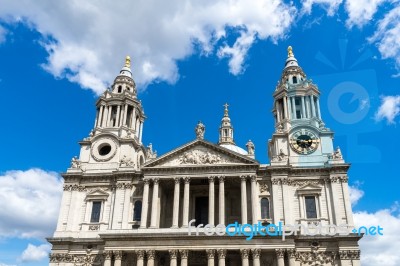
[224, 103, 229, 116]
[125, 56, 131, 68]
[288, 46, 294, 57]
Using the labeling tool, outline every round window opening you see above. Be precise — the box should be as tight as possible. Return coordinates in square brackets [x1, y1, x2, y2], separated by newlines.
[99, 144, 112, 156]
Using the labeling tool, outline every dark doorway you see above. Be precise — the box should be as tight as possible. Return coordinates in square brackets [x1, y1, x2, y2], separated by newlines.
[195, 197, 209, 226]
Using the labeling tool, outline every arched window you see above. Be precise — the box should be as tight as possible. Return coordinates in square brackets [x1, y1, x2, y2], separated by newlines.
[293, 76, 297, 84]
[261, 198, 270, 219]
[118, 85, 122, 93]
[133, 200, 142, 221]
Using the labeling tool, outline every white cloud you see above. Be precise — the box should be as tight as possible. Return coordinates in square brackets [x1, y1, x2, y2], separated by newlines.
[0, 169, 63, 239]
[20, 243, 51, 262]
[301, 0, 343, 16]
[0, 0, 295, 94]
[354, 206, 400, 266]
[0, 25, 6, 43]
[345, 0, 386, 28]
[374, 95, 400, 124]
[349, 185, 364, 206]
[370, 6, 400, 70]
[217, 30, 255, 75]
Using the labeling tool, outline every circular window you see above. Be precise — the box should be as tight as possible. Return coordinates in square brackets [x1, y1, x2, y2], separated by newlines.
[91, 137, 118, 161]
[99, 144, 111, 155]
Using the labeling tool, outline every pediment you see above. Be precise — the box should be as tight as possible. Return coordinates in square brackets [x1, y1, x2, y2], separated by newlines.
[297, 182, 322, 195]
[85, 188, 109, 201]
[144, 139, 258, 168]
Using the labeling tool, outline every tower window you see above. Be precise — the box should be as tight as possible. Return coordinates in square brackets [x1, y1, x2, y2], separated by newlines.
[90, 201, 102, 223]
[99, 144, 111, 156]
[261, 198, 270, 219]
[133, 200, 142, 221]
[118, 85, 122, 93]
[305, 196, 317, 219]
[293, 76, 297, 84]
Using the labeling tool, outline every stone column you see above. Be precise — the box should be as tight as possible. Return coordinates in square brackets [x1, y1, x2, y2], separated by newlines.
[341, 176, 354, 226]
[209, 176, 215, 225]
[122, 104, 128, 126]
[115, 105, 121, 127]
[240, 175, 248, 224]
[140, 179, 150, 228]
[287, 249, 296, 266]
[217, 249, 226, 266]
[316, 97, 321, 119]
[301, 96, 306, 119]
[150, 178, 159, 228]
[106, 105, 112, 127]
[136, 250, 145, 266]
[114, 251, 123, 266]
[250, 175, 258, 224]
[240, 249, 249, 266]
[275, 249, 285, 266]
[283, 96, 288, 119]
[172, 177, 180, 228]
[182, 177, 190, 227]
[291, 97, 296, 118]
[252, 249, 261, 266]
[306, 96, 311, 118]
[219, 176, 225, 225]
[139, 122, 144, 142]
[180, 250, 189, 266]
[311, 95, 316, 117]
[147, 250, 155, 266]
[169, 250, 178, 266]
[206, 249, 215, 266]
[103, 251, 112, 266]
[287, 96, 292, 120]
[97, 105, 104, 127]
[102, 105, 108, 127]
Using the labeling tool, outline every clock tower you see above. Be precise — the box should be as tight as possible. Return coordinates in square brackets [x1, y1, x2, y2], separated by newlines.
[268, 46, 344, 167]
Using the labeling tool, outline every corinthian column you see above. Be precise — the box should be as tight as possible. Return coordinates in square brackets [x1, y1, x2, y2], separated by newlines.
[172, 177, 180, 228]
[240, 249, 249, 266]
[209, 176, 215, 225]
[150, 178, 159, 228]
[219, 176, 225, 225]
[169, 250, 178, 266]
[252, 249, 261, 266]
[250, 175, 258, 224]
[140, 179, 150, 228]
[180, 250, 189, 266]
[276, 249, 285, 266]
[182, 177, 190, 227]
[287, 249, 296, 266]
[114, 251, 122, 266]
[217, 249, 226, 266]
[206, 249, 215, 266]
[240, 175, 248, 224]
[146, 250, 155, 266]
[136, 250, 145, 266]
[103, 251, 112, 266]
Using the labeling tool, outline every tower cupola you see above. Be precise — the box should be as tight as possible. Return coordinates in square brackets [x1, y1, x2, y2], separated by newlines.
[218, 103, 235, 145]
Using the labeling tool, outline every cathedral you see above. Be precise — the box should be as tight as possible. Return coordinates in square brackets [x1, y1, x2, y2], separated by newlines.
[48, 47, 361, 266]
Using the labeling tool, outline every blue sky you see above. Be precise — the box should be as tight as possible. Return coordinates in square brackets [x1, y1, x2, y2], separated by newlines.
[0, 1, 400, 265]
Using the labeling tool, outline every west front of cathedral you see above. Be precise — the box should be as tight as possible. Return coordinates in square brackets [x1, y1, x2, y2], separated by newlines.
[48, 47, 361, 266]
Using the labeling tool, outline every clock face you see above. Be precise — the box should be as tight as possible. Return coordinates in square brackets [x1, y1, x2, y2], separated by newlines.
[290, 129, 319, 154]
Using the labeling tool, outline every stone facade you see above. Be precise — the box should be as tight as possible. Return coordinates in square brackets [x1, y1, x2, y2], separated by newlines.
[48, 49, 361, 266]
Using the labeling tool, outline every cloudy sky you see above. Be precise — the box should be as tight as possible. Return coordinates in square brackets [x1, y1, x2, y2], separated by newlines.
[0, 0, 399, 265]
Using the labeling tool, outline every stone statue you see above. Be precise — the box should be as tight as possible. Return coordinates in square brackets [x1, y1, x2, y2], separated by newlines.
[246, 140, 255, 155]
[195, 121, 205, 139]
[71, 156, 81, 168]
[146, 143, 157, 159]
[333, 146, 343, 159]
[120, 155, 135, 167]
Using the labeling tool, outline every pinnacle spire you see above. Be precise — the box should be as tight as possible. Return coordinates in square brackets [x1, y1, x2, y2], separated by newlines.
[219, 103, 234, 145]
[125, 56, 131, 68]
[224, 103, 229, 117]
[288, 46, 294, 57]
[119, 55, 132, 78]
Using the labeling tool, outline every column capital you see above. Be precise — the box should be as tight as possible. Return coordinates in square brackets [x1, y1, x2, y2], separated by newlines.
[250, 175, 257, 182]
[240, 175, 247, 181]
[143, 178, 150, 185]
[153, 178, 159, 184]
[251, 248, 261, 259]
[217, 249, 227, 259]
[218, 175, 225, 183]
[146, 250, 155, 259]
[174, 177, 180, 184]
[206, 249, 216, 259]
[240, 249, 250, 259]
[287, 248, 296, 258]
[136, 250, 145, 259]
[275, 249, 285, 258]
[103, 251, 112, 260]
[208, 176, 215, 183]
[169, 249, 178, 259]
[114, 251, 123, 260]
[184, 177, 191, 184]
[179, 249, 189, 259]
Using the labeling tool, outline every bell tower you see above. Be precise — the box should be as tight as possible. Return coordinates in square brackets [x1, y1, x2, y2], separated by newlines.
[68, 56, 148, 173]
[218, 103, 235, 145]
[268, 47, 343, 167]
